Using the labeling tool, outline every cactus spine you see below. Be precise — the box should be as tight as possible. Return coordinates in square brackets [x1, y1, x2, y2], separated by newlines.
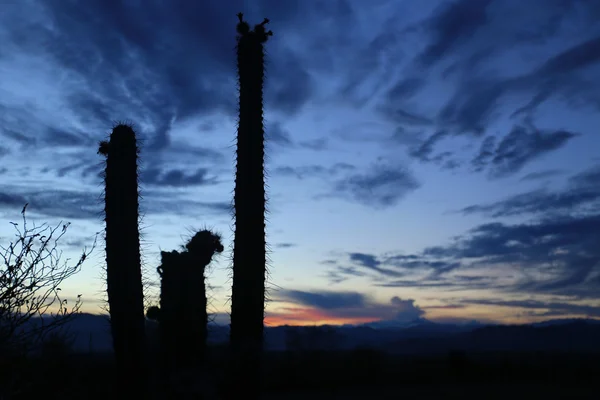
[230, 12, 272, 398]
[99, 123, 146, 398]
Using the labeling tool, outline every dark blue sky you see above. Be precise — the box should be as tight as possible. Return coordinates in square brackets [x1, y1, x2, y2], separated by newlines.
[1, 0, 599, 326]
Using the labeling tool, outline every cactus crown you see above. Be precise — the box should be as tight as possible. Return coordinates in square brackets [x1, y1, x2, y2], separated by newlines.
[236, 12, 273, 43]
[186, 229, 224, 255]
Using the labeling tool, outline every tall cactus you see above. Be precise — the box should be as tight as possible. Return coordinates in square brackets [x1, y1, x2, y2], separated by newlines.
[229, 12, 272, 399]
[99, 123, 146, 398]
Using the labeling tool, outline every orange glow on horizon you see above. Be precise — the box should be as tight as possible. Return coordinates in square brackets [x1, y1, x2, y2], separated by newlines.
[265, 307, 381, 327]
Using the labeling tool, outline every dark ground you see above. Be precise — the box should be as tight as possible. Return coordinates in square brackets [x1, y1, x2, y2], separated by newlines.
[1, 346, 599, 399]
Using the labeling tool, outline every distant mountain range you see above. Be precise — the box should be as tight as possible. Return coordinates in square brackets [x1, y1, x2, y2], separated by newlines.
[16, 313, 600, 355]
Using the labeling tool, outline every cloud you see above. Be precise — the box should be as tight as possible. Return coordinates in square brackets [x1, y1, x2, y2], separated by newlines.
[455, 298, 600, 318]
[274, 242, 296, 249]
[389, 296, 425, 321]
[385, 77, 427, 104]
[331, 163, 420, 208]
[272, 165, 326, 180]
[470, 124, 578, 178]
[272, 289, 425, 325]
[460, 188, 600, 218]
[348, 252, 404, 278]
[427, 214, 600, 298]
[0, 187, 102, 220]
[384, 255, 461, 276]
[299, 138, 328, 151]
[141, 167, 219, 187]
[3, 0, 595, 193]
[417, 0, 493, 68]
[368, 1, 600, 177]
[2, 129, 37, 146]
[460, 164, 600, 217]
[430, 6, 600, 134]
[519, 169, 565, 182]
[408, 130, 449, 163]
[327, 208, 600, 301]
[272, 162, 356, 180]
[325, 251, 462, 284]
[266, 121, 293, 147]
[277, 289, 366, 310]
[377, 105, 434, 127]
[0, 185, 231, 221]
[0, 0, 322, 201]
[322, 265, 368, 285]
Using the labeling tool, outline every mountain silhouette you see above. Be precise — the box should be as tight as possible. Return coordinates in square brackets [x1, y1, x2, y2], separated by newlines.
[22, 313, 600, 355]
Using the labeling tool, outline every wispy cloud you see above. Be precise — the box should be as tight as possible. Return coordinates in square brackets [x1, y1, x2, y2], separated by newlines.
[459, 164, 600, 217]
[329, 163, 420, 208]
[470, 124, 578, 178]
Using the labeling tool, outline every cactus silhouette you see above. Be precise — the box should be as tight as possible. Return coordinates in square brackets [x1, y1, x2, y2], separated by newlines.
[99, 123, 147, 398]
[153, 229, 224, 387]
[229, 12, 272, 399]
[185, 229, 224, 365]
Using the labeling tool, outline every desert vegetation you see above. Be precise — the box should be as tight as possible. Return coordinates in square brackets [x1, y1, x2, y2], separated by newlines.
[1, 11, 598, 400]
[1, 13, 273, 400]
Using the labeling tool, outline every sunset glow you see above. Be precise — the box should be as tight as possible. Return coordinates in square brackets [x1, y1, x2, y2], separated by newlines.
[265, 307, 381, 327]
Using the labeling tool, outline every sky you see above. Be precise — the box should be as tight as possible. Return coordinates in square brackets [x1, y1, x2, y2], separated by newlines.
[1, 0, 600, 327]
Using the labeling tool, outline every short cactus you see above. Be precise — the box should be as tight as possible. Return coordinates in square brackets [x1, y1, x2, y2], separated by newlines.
[154, 230, 224, 380]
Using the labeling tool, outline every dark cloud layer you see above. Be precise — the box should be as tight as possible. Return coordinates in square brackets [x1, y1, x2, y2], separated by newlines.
[328, 163, 600, 301]
[470, 125, 578, 178]
[417, 0, 493, 68]
[385, 0, 600, 178]
[1, 0, 597, 210]
[0, 0, 322, 201]
[421, 164, 600, 302]
[276, 289, 425, 323]
[0, 185, 230, 220]
[454, 298, 600, 318]
[460, 164, 600, 217]
[278, 289, 366, 310]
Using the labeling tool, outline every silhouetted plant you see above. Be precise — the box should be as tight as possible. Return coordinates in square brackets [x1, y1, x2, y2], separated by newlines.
[229, 12, 273, 399]
[153, 229, 223, 391]
[0, 204, 96, 399]
[184, 229, 224, 366]
[155, 250, 182, 378]
[0, 203, 96, 356]
[99, 123, 147, 398]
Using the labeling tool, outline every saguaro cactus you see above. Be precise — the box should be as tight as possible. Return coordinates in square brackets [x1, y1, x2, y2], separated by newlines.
[185, 229, 224, 363]
[153, 230, 224, 382]
[229, 12, 272, 399]
[99, 123, 146, 398]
